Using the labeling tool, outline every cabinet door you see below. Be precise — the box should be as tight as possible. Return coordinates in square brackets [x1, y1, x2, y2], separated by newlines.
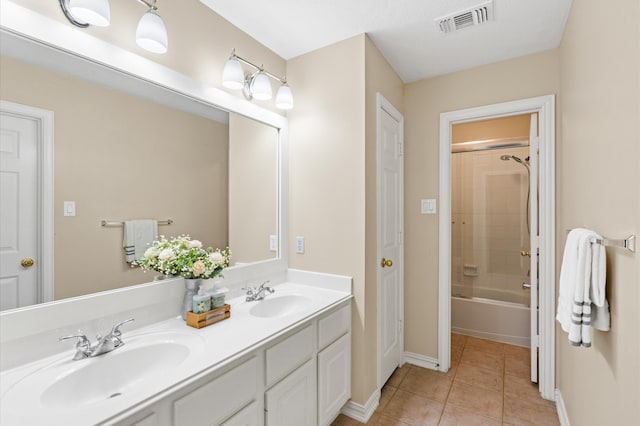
[265, 359, 316, 426]
[318, 333, 351, 426]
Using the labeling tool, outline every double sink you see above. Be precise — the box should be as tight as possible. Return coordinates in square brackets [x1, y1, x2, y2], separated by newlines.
[0, 289, 315, 418]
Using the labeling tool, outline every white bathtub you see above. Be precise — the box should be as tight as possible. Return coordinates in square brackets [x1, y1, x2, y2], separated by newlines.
[452, 296, 530, 347]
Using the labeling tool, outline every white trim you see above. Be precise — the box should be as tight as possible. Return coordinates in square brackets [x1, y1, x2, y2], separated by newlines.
[438, 95, 556, 397]
[403, 352, 439, 370]
[0, 100, 54, 305]
[555, 388, 571, 426]
[376, 93, 405, 390]
[340, 389, 380, 424]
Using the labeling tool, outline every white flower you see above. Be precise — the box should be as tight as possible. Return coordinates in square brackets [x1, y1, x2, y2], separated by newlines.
[187, 240, 203, 249]
[144, 247, 159, 258]
[209, 252, 224, 265]
[158, 249, 175, 261]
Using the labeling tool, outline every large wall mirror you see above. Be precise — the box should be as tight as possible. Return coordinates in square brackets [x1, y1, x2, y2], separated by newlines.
[0, 25, 287, 312]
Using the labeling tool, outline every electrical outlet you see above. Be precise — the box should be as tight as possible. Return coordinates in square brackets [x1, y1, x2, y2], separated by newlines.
[295, 236, 305, 254]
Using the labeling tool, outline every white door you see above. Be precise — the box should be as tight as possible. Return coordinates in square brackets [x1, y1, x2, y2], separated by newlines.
[529, 113, 540, 383]
[377, 94, 404, 387]
[0, 110, 40, 310]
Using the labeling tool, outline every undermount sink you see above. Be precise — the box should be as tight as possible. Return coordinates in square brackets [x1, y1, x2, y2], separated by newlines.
[2, 332, 203, 411]
[249, 294, 312, 318]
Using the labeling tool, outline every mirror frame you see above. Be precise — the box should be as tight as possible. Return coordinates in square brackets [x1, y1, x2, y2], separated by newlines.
[0, 3, 289, 307]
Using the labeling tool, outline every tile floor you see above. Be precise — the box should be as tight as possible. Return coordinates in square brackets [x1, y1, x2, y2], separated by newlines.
[332, 333, 559, 426]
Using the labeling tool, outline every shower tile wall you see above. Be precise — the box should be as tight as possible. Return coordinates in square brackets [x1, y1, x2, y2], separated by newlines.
[452, 146, 530, 305]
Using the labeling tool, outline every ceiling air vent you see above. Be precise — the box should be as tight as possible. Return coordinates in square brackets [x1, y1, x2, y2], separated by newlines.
[436, 1, 494, 34]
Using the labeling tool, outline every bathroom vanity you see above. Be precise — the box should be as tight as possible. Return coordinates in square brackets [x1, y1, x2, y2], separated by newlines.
[0, 271, 352, 426]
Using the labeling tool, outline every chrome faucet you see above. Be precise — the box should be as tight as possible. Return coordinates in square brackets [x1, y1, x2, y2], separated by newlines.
[59, 318, 134, 360]
[243, 281, 275, 302]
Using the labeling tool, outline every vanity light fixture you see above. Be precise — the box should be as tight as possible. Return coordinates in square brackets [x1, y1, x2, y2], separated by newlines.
[222, 49, 294, 110]
[59, 0, 168, 54]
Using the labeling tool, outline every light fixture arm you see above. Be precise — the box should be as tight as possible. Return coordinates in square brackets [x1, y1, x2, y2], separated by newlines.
[230, 50, 287, 85]
[60, 0, 159, 28]
[136, 0, 158, 11]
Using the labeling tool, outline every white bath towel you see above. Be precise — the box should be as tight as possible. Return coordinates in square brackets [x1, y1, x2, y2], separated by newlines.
[123, 220, 158, 264]
[557, 228, 609, 348]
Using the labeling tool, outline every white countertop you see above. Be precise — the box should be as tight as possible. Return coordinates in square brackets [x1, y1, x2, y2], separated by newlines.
[0, 281, 351, 426]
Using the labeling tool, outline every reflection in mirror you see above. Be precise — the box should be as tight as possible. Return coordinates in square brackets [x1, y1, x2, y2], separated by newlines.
[0, 52, 279, 311]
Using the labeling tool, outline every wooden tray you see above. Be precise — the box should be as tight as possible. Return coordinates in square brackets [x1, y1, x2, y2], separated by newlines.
[186, 304, 231, 329]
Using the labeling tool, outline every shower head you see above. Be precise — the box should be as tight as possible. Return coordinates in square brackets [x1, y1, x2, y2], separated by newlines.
[500, 154, 530, 170]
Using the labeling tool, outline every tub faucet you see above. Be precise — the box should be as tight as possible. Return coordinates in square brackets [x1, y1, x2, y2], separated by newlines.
[59, 318, 134, 360]
[243, 281, 275, 302]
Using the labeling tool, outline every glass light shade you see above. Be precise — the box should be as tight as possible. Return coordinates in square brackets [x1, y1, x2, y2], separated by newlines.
[69, 0, 111, 26]
[250, 72, 272, 100]
[136, 10, 168, 54]
[222, 58, 245, 90]
[275, 84, 294, 110]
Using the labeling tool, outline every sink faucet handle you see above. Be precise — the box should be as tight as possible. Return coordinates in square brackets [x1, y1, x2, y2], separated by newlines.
[59, 334, 90, 346]
[258, 280, 271, 289]
[59, 334, 92, 360]
[242, 286, 255, 295]
[111, 318, 135, 336]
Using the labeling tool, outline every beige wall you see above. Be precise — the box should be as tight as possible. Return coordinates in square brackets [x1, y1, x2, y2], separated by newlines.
[9, 0, 286, 112]
[403, 49, 560, 358]
[557, 0, 640, 423]
[228, 113, 278, 264]
[0, 56, 228, 299]
[287, 35, 369, 403]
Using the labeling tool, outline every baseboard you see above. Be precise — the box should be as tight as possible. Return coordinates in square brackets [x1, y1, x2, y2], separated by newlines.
[340, 388, 380, 423]
[404, 352, 439, 371]
[555, 388, 570, 426]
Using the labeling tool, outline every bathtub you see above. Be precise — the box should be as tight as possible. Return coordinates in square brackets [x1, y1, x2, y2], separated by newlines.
[451, 295, 530, 347]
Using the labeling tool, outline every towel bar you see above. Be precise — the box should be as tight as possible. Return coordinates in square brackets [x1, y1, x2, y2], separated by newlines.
[101, 219, 173, 227]
[566, 229, 636, 253]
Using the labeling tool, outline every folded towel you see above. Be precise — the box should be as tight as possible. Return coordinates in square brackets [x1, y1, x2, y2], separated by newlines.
[557, 228, 610, 348]
[123, 220, 158, 264]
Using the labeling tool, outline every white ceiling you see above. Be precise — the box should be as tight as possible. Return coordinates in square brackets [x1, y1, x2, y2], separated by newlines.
[200, 0, 572, 83]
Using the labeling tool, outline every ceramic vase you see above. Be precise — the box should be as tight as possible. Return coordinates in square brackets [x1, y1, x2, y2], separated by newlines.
[182, 278, 201, 320]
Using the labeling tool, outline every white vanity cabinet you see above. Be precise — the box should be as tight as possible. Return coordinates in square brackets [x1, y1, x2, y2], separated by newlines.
[114, 300, 351, 426]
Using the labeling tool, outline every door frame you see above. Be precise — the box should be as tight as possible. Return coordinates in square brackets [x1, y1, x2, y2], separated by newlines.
[1, 100, 54, 305]
[438, 95, 555, 399]
[376, 92, 404, 389]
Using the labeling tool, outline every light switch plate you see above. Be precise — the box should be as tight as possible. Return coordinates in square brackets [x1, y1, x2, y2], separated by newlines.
[269, 235, 278, 252]
[63, 201, 76, 217]
[421, 199, 437, 214]
[295, 236, 305, 254]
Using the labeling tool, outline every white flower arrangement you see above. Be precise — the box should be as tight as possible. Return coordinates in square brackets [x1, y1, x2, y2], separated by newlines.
[135, 235, 231, 279]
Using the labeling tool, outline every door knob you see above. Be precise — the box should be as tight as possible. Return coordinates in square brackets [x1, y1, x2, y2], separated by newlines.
[520, 250, 531, 257]
[380, 258, 393, 268]
[21, 258, 35, 268]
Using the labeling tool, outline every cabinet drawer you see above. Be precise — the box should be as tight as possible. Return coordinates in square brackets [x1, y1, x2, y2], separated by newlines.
[266, 325, 313, 387]
[318, 304, 350, 350]
[173, 357, 257, 426]
[221, 401, 259, 426]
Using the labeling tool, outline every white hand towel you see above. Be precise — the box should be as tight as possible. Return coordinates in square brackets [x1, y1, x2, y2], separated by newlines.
[123, 220, 158, 264]
[557, 228, 610, 348]
[557, 229, 584, 333]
